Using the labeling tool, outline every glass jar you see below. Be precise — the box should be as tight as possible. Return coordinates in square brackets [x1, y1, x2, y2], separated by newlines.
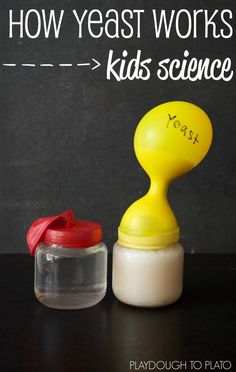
[27, 210, 107, 310]
[112, 242, 184, 307]
[35, 242, 107, 310]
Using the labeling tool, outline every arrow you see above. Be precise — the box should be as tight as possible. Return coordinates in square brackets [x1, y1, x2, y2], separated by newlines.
[1, 58, 101, 70]
[77, 58, 101, 70]
[91, 58, 101, 70]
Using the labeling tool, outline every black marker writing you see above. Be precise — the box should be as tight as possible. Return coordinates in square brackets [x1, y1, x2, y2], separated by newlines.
[165, 113, 199, 144]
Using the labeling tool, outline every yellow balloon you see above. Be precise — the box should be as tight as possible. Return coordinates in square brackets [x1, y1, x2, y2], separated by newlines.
[118, 101, 213, 249]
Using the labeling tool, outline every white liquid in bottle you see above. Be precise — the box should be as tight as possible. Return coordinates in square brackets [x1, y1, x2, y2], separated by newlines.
[112, 243, 184, 307]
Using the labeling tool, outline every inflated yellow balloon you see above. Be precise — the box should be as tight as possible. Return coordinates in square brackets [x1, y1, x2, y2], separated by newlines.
[118, 101, 213, 249]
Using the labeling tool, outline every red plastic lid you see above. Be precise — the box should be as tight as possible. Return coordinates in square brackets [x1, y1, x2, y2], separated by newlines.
[27, 210, 102, 256]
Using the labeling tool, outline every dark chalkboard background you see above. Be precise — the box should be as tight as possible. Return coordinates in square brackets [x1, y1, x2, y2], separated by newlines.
[0, 0, 235, 253]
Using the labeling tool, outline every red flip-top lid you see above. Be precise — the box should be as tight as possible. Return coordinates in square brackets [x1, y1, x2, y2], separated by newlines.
[27, 210, 102, 256]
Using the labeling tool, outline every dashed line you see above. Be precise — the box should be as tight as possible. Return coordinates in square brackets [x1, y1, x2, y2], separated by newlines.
[1, 59, 101, 70]
[40, 63, 54, 67]
[77, 63, 90, 67]
[21, 64, 36, 67]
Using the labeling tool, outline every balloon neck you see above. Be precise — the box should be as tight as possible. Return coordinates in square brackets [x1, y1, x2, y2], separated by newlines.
[148, 178, 169, 200]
